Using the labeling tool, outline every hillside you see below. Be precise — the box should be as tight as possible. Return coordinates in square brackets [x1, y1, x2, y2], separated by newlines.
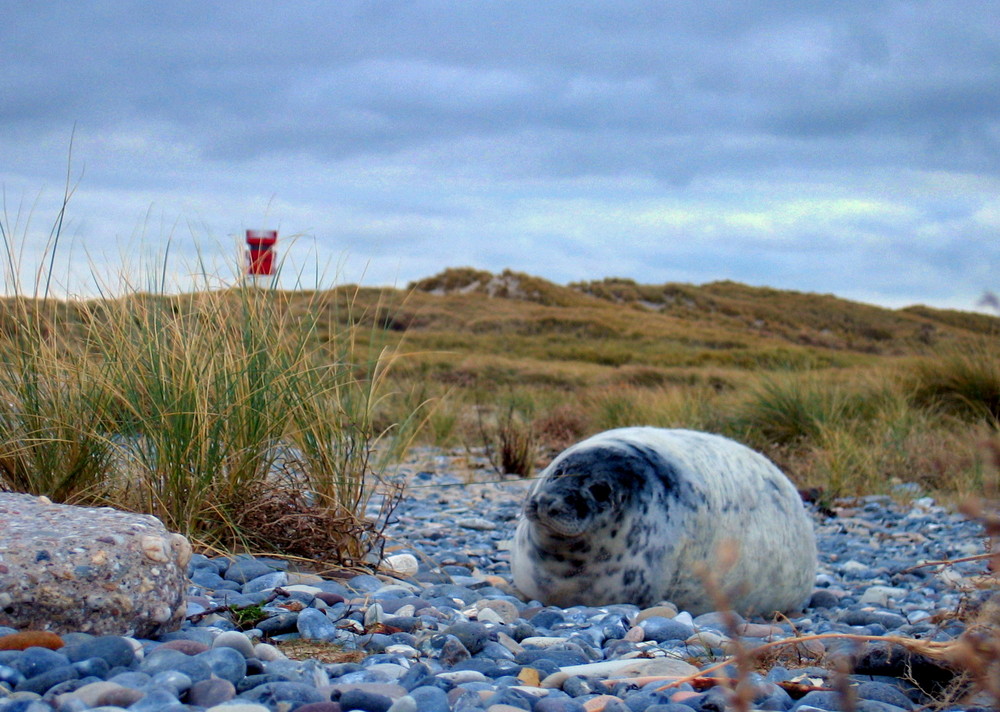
[353, 268, 997, 385]
[3, 267, 996, 390]
[2, 269, 998, 499]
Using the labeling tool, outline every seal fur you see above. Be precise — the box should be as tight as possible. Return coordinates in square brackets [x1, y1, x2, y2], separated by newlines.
[511, 427, 817, 615]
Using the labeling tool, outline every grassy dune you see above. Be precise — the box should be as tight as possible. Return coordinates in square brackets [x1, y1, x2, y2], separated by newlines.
[1, 264, 998, 554]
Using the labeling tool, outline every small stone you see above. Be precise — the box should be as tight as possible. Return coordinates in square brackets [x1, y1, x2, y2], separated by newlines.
[0, 631, 64, 651]
[518, 667, 541, 686]
[477, 607, 504, 624]
[197, 646, 247, 684]
[860, 586, 908, 607]
[476, 599, 520, 624]
[212, 631, 256, 658]
[297, 607, 339, 641]
[14, 664, 78, 695]
[56, 680, 143, 709]
[408, 685, 450, 712]
[383, 554, 419, 577]
[387, 695, 419, 712]
[639, 616, 693, 642]
[736, 622, 784, 638]
[339, 687, 394, 712]
[296, 704, 346, 712]
[808, 590, 840, 609]
[205, 704, 272, 712]
[224, 559, 277, 584]
[635, 604, 679, 624]
[237, 681, 326, 708]
[365, 602, 386, 627]
[243, 571, 289, 593]
[63, 635, 136, 668]
[442, 621, 488, 654]
[439, 636, 472, 666]
[9, 647, 69, 678]
[456, 517, 497, 530]
[158, 639, 209, 655]
[623, 626, 644, 642]
[188, 677, 237, 707]
[253, 643, 287, 661]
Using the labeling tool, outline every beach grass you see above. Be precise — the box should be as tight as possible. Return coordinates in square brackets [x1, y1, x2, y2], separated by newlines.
[2, 200, 999, 562]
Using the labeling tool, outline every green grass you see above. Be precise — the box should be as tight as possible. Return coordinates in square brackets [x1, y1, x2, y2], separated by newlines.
[907, 340, 1000, 423]
[0, 196, 411, 564]
[3, 216, 999, 538]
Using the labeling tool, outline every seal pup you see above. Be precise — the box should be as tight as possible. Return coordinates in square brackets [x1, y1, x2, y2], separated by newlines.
[511, 427, 817, 615]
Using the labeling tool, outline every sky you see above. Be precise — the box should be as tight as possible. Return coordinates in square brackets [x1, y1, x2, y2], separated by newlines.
[1, 2, 998, 311]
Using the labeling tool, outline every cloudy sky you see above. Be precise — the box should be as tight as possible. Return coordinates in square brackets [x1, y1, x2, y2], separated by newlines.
[2, 2, 998, 310]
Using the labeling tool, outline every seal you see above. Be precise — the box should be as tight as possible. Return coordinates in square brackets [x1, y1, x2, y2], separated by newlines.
[511, 427, 817, 615]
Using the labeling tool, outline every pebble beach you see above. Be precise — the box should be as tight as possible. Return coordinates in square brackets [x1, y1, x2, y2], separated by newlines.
[0, 447, 995, 712]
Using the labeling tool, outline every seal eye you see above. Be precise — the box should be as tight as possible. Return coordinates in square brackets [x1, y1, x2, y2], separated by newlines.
[589, 483, 612, 503]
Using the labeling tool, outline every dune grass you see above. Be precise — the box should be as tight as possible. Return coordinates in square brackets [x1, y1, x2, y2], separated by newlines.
[0, 198, 415, 564]
[3, 189, 999, 561]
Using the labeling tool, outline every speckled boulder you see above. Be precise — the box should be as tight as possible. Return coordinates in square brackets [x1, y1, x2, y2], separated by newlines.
[0, 493, 192, 637]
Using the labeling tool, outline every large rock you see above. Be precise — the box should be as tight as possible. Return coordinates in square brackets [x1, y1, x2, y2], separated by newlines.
[0, 493, 192, 637]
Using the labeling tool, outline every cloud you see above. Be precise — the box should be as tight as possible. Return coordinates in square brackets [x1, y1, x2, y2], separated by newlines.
[1, 1, 998, 309]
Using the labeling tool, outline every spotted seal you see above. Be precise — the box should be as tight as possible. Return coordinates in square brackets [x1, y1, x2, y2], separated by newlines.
[511, 427, 817, 615]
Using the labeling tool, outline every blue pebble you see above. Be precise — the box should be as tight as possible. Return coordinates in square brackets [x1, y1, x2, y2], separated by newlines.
[196, 646, 247, 684]
[257, 611, 300, 635]
[535, 697, 587, 712]
[348, 573, 385, 593]
[242, 570, 288, 594]
[855, 681, 916, 710]
[339, 687, 394, 712]
[107, 670, 152, 688]
[152, 669, 193, 696]
[442, 621, 488, 654]
[14, 664, 78, 694]
[408, 684, 450, 712]
[138, 648, 190, 676]
[173, 656, 213, 685]
[0, 664, 25, 688]
[0, 700, 51, 712]
[529, 609, 566, 629]
[639, 616, 694, 642]
[237, 673, 295, 693]
[238, 680, 326, 707]
[128, 686, 181, 711]
[485, 685, 538, 709]
[189, 568, 229, 589]
[297, 607, 339, 641]
[224, 557, 278, 583]
[63, 635, 136, 669]
[70, 657, 110, 679]
[9, 648, 69, 678]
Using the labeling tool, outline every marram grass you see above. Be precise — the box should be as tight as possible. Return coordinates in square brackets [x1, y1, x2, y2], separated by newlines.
[1, 199, 412, 564]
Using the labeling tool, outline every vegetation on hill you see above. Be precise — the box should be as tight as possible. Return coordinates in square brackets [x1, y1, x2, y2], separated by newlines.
[2, 260, 998, 552]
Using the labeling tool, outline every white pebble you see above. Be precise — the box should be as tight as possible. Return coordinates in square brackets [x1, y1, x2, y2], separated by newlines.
[253, 642, 287, 661]
[476, 607, 503, 624]
[364, 602, 385, 627]
[212, 630, 255, 658]
[385, 644, 420, 658]
[859, 585, 907, 606]
[383, 553, 419, 577]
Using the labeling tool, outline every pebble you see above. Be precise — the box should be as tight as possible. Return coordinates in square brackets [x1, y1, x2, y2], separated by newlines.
[0, 451, 991, 712]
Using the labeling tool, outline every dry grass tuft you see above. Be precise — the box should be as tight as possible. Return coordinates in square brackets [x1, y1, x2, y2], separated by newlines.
[276, 639, 366, 664]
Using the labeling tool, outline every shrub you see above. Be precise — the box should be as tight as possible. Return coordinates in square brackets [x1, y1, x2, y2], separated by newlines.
[732, 373, 884, 449]
[0, 190, 409, 564]
[908, 342, 1000, 423]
